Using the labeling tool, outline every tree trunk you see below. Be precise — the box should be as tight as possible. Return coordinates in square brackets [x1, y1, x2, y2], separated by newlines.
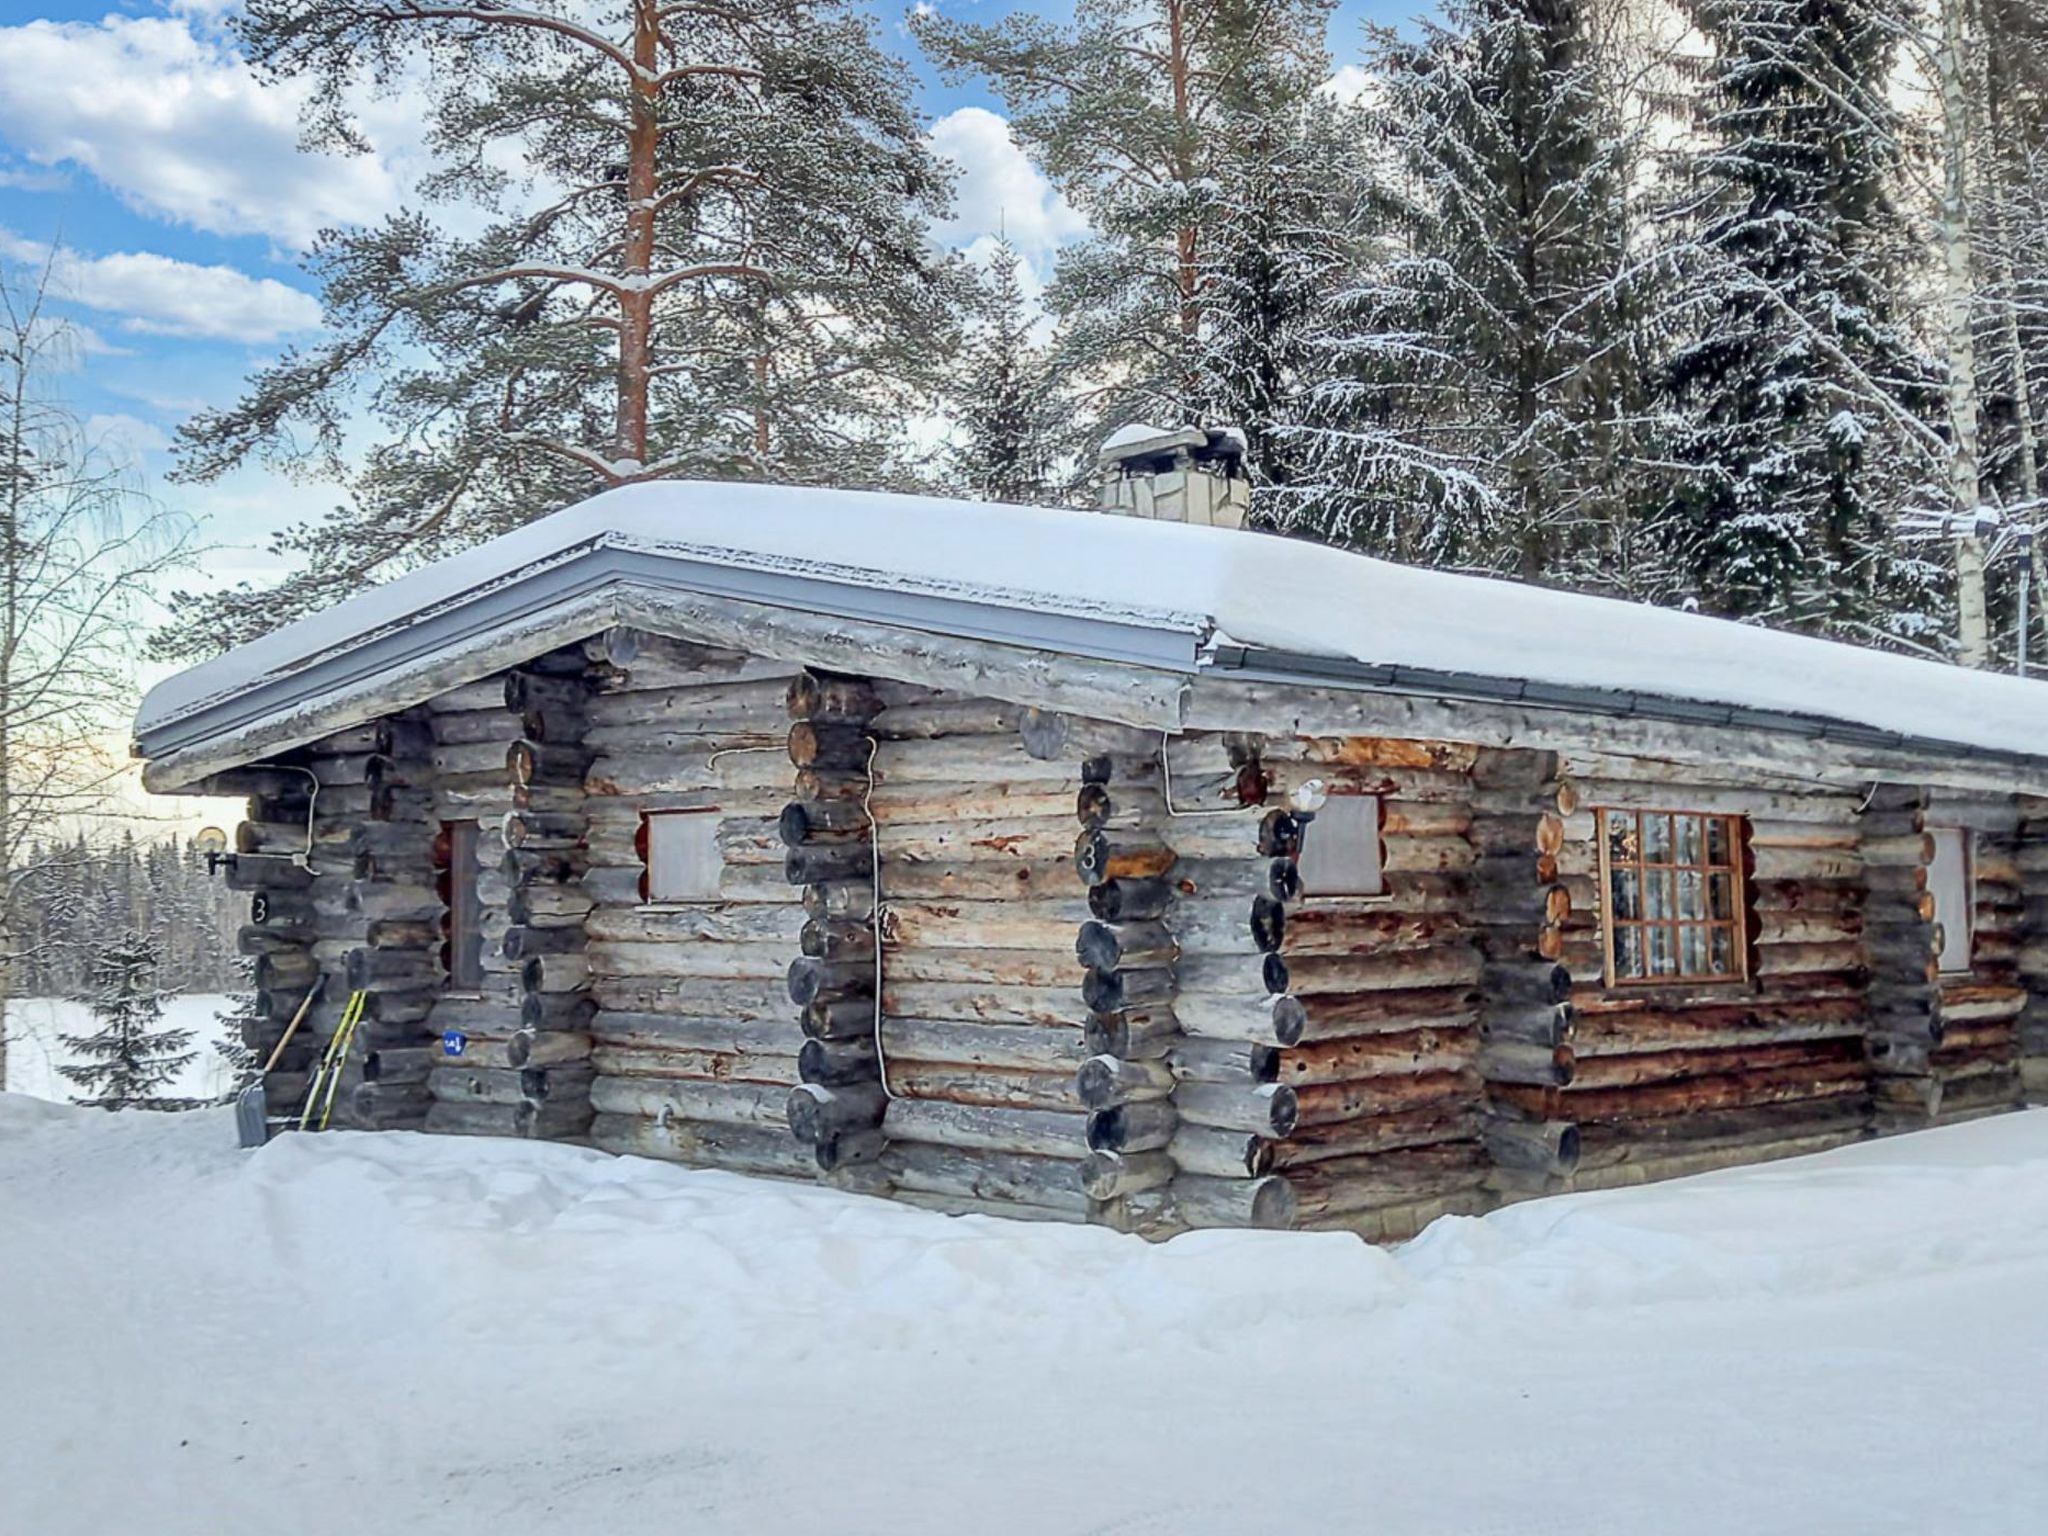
[1937, 0, 1991, 666]
[1166, 0, 1199, 349]
[615, 0, 661, 469]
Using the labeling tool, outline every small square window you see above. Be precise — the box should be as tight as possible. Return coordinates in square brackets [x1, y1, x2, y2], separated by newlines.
[1296, 795, 1384, 898]
[641, 811, 720, 903]
[1927, 826, 1974, 975]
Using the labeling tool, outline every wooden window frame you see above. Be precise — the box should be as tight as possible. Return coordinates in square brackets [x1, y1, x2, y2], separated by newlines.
[438, 818, 484, 994]
[638, 808, 721, 905]
[1927, 825, 1976, 976]
[1595, 807, 1750, 988]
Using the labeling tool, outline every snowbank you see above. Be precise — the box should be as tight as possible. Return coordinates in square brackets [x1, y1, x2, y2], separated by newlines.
[138, 479, 2048, 762]
[4, 1099, 2046, 1534]
[2, 994, 245, 1105]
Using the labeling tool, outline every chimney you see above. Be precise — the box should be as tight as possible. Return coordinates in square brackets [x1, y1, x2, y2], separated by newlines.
[1096, 423, 1251, 530]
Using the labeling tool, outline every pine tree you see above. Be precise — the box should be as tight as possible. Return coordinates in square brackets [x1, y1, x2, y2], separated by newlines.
[915, 0, 1333, 443]
[950, 240, 1066, 503]
[158, 0, 966, 658]
[1660, 0, 1943, 643]
[1287, 0, 1656, 581]
[59, 931, 194, 1112]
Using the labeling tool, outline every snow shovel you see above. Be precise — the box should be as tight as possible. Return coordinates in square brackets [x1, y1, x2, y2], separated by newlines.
[235, 976, 327, 1149]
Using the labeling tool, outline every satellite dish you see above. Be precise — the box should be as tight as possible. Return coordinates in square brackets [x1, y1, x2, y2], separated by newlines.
[193, 826, 229, 855]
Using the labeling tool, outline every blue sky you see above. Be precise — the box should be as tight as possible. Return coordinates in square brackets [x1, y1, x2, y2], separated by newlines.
[0, 0, 1413, 594]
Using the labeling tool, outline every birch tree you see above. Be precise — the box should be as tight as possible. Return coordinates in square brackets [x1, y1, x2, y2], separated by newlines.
[160, 0, 964, 657]
[0, 261, 194, 1091]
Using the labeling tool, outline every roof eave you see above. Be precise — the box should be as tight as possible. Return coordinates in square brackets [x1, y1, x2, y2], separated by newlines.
[137, 547, 1208, 790]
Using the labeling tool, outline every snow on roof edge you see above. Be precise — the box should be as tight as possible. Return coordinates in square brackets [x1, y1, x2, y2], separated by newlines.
[135, 479, 2048, 767]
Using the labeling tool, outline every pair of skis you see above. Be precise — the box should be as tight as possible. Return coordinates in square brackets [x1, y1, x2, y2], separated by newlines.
[299, 988, 370, 1133]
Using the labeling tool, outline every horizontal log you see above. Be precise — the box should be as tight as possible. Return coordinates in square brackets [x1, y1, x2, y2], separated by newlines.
[882, 1099, 1086, 1158]
[885, 1062, 1080, 1112]
[590, 1113, 816, 1177]
[1081, 1149, 1176, 1199]
[880, 1145, 1090, 1217]
[880, 1018, 1087, 1073]
[591, 1075, 791, 1128]
[1175, 1081, 1298, 1135]
[1076, 1053, 1176, 1108]
[1130, 1174, 1296, 1231]
[1270, 1105, 1476, 1166]
[1272, 1027, 1477, 1087]
[1085, 1099, 1179, 1154]
[1167, 1126, 1274, 1178]
[590, 1044, 798, 1083]
[1281, 1144, 1487, 1220]
[424, 1099, 593, 1140]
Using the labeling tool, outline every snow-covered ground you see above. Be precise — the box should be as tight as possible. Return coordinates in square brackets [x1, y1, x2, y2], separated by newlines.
[2, 994, 244, 1104]
[3, 1099, 2046, 1536]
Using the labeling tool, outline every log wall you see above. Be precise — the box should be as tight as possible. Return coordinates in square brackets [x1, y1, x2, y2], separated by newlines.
[2021, 796, 2048, 1105]
[1503, 753, 1873, 1190]
[212, 633, 2048, 1235]
[232, 714, 440, 1131]
[1083, 728, 1268, 1232]
[859, 693, 1101, 1220]
[419, 650, 598, 1141]
[579, 632, 811, 1177]
[1864, 787, 2026, 1128]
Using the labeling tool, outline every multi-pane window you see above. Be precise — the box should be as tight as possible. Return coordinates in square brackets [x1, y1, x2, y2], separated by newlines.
[1297, 794, 1385, 898]
[1927, 826, 1975, 975]
[640, 810, 720, 903]
[439, 819, 484, 991]
[1598, 808, 1747, 986]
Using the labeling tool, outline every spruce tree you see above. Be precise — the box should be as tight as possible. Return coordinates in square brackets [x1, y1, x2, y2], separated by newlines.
[1661, 0, 1941, 641]
[160, 0, 965, 658]
[1288, 0, 1655, 581]
[915, 0, 1333, 445]
[1193, 0, 1360, 502]
[950, 240, 1066, 503]
[59, 931, 194, 1112]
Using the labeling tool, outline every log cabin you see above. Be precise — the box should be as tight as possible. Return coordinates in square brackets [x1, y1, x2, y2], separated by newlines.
[135, 431, 2048, 1239]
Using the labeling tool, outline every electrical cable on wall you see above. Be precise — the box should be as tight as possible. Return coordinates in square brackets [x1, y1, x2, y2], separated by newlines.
[863, 733, 895, 1100]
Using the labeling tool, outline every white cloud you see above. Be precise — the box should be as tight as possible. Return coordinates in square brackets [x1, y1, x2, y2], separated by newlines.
[0, 17, 407, 249]
[928, 107, 1088, 270]
[4, 234, 323, 344]
[72, 249, 323, 343]
[1321, 65, 1378, 107]
[0, 160, 68, 193]
[85, 413, 174, 460]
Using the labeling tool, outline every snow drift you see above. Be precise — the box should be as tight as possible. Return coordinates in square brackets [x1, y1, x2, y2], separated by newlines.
[4, 1098, 2047, 1534]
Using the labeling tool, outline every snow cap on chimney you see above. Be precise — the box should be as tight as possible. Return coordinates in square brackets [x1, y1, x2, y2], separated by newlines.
[1097, 423, 1250, 529]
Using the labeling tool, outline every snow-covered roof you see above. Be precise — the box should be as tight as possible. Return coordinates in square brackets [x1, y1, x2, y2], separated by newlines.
[136, 479, 2048, 779]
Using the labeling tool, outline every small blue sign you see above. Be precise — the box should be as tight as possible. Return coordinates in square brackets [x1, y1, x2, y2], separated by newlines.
[441, 1030, 467, 1057]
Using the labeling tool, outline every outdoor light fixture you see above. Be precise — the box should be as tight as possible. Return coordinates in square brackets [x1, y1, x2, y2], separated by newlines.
[1289, 778, 1330, 816]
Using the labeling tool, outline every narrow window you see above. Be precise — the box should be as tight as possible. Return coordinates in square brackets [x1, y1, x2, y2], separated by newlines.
[439, 819, 483, 991]
[1927, 826, 1974, 975]
[641, 810, 720, 903]
[1598, 808, 1747, 986]
[1296, 794, 1385, 898]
